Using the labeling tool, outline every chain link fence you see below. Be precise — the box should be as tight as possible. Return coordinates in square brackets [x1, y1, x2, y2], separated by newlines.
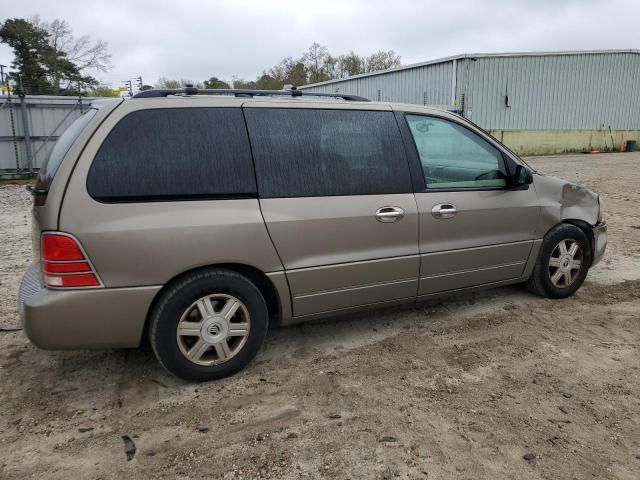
[0, 95, 103, 175]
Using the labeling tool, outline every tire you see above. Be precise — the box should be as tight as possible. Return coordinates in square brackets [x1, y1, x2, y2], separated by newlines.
[526, 223, 591, 299]
[149, 268, 268, 382]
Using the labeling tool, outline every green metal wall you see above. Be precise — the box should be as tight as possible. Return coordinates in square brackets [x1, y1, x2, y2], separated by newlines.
[301, 51, 640, 131]
[461, 52, 640, 130]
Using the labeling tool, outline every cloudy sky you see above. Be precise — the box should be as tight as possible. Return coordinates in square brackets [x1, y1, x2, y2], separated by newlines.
[1, 0, 639, 87]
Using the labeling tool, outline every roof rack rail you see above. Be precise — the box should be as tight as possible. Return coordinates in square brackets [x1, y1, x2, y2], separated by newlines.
[133, 86, 370, 102]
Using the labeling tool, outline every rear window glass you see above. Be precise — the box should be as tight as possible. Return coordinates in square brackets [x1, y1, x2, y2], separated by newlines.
[37, 108, 97, 188]
[87, 108, 255, 201]
[244, 108, 411, 198]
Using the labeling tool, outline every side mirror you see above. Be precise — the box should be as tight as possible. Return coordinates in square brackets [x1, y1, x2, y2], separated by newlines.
[512, 165, 533, 187]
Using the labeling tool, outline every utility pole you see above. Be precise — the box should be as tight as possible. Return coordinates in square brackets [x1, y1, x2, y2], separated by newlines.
[17, 75, 34, 174]
[121, 79, 133, 96]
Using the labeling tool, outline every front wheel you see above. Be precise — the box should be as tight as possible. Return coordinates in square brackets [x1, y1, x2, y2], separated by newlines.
[526, 224, 591, 299]
[149, 269, 268, 381]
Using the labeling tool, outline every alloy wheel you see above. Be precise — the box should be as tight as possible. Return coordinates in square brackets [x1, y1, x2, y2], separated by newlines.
[176, 294, 250, 366]
[548, 238, 583, 288]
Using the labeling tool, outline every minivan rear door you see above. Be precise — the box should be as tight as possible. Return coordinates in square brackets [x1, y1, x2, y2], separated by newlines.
[244, 104, 420, 318]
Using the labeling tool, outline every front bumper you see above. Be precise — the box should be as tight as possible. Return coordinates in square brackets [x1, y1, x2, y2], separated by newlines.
[18, 263, 161, 349]
[591, 221, 607, 266]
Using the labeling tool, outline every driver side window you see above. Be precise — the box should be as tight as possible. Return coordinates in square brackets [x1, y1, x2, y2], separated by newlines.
[406, 115, 508, 189]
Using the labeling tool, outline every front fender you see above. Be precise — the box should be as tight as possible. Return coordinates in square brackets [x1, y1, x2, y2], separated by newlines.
[533, 174, 599, 237]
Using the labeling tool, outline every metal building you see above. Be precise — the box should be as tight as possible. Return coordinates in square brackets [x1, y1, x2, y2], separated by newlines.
[300, 50, 640, 155]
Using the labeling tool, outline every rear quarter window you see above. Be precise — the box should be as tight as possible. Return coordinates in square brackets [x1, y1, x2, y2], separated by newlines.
[87, 107, 256, 201]
[37, 108, 98, 190]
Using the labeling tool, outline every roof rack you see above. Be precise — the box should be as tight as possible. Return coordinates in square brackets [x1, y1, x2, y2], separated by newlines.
[133, 86, 370, 102]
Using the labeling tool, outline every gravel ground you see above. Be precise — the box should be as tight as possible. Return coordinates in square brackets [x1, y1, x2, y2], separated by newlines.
[1, 153, 639, 480]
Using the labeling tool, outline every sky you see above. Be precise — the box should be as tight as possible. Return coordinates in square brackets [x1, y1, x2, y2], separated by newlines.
[1, 0, 639, 88]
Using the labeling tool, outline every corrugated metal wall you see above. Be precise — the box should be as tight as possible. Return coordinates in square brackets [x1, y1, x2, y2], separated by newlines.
[302, 61, 454, 107]
[0, 95, 98, 172]
[301, 51, 640, 131]
[462, 52, 640, 130]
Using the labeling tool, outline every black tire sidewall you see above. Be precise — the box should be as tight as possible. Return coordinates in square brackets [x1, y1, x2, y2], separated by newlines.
[536, 224, 591, 299]
[150, 270, 268, 382]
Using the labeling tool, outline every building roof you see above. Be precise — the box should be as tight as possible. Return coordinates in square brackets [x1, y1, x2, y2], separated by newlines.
[299, 49, 640, 89]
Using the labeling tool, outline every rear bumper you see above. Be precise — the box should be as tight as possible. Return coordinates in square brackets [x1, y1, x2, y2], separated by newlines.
[18, 264, 161, 349]
[591, 221, 607, 266]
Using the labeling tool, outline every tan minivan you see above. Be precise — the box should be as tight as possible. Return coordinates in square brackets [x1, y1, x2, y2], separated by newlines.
[19, 88, 607, 381]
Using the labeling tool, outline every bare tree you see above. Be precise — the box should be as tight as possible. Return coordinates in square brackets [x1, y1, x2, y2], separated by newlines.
[303, 42, 331, 84]
[338, 51, 366, 77]
[365, 50, 401, 73]
[155, 77, 204, 89]
[31, 16, 112, 94]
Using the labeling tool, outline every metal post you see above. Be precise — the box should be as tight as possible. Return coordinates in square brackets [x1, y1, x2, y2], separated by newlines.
[2, 65, 21, 171]
[450, 58, 457, 107]
[77, 80, 83, 113]
[18, 76, 34, 173]
[0, 64, 5, 96]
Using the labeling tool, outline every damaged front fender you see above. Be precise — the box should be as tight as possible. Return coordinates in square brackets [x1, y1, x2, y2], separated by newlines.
[533, 174, 600, 237]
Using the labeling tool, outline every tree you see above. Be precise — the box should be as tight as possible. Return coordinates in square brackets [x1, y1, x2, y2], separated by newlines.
[155, 77, 203, 89]
[203, 76, 230, 89]
[0, 17, 112, 95]
[87, 86, 119, 97]
[230, 43, 402, 90]
[232, 76, 256, 89]
[266, 57, 307, 88]
[149, 43, 402, 94]
[255, 72, 283, 90]
[155, 77, 181, 89]
[337, 51, 366, 77]
[365, 50, 401, 73]
[0, 18, 52, 94]
[303, 42, 332, 84]
[33, 17, 111, 94]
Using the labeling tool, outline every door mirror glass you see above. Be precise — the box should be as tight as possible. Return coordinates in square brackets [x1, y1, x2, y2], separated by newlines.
[512, 165, 533, 187]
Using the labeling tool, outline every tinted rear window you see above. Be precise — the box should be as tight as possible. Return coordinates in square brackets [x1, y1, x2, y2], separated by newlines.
[87, 108, 255, 201]
[37, 108, 97, 189]
[244, 108, 411, 197]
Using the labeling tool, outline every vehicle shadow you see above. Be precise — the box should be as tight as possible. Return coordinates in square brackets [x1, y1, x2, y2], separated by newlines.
[261, 283, 533, 362]
[3, 283, 536, 406]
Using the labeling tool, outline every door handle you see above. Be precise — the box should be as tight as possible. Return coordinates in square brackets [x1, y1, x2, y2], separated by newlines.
[431, 203, 457, 219]
[375, 206, 405, 223]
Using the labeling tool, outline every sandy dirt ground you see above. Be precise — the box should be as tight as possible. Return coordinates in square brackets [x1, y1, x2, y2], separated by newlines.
[1, 153, 639, 480]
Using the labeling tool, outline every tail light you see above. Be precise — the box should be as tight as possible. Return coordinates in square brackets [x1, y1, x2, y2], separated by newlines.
[41, 232, 103, 288]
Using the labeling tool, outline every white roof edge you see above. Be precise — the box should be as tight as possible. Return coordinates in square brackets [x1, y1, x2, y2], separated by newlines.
[299, 49, 640, 89]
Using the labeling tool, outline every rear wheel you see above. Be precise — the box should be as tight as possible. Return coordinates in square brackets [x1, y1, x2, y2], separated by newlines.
[526, 224, 591, 299]
[149, 269, 268, 381]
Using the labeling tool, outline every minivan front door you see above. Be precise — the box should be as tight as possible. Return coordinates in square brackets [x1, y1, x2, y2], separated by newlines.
[401, 113, 540, 296]
[244, 106, 420, 317]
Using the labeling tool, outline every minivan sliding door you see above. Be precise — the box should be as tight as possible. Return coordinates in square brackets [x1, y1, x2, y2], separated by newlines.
[244, 107, 420, 318]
